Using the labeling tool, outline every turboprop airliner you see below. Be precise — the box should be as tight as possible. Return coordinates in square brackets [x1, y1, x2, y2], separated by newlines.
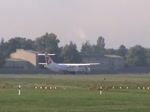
[38, 52, 100, 74]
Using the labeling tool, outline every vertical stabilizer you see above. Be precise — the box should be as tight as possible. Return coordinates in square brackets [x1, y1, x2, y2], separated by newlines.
[45, 52, 55, 65]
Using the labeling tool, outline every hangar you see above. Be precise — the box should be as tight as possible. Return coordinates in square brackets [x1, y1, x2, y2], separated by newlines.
[2, 49, 39, 70]
[81, 54, 124, 73]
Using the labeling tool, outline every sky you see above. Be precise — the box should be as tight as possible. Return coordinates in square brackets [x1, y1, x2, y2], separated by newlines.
[0, 0, 150, 50]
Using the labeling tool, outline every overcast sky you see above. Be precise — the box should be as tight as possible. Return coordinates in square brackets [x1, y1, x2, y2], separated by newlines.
[0, 0, 150, 50]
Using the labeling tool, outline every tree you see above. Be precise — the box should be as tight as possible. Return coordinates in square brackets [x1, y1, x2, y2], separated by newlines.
[0, 38, 4, 47]
[25, 39, 35, 50]
[61, 41, 82, 63]
[6, 37, 35, 55]
[0, 52, 5, 68]
[96, 36, 105, 50]
[81, 41, 92, 53]
[126, 45, 147, 66]
[34, 33, 60, 53]
[81, 36, 106, 54]
[145, 48, 150, 66]
[91, 36, 106, 53]
[105, 48, 116, 55]
[34, 33, 62, 63]
[0, 38, 6, 68]
[116, 45, 128, 58]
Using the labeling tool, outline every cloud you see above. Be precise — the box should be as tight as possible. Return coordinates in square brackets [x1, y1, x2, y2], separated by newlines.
[73, 28, 86, 40]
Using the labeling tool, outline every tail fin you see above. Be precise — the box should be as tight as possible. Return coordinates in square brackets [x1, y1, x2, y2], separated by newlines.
[45, 52, 55, 65]
[38, 53, 55, 65]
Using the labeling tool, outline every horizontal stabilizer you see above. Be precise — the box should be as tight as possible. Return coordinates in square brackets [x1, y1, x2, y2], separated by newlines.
[38, 54, 55, 56]
[39, 63, 47, 65]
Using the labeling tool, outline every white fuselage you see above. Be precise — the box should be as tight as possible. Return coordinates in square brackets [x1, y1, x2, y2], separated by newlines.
[45, 63, 90, 74]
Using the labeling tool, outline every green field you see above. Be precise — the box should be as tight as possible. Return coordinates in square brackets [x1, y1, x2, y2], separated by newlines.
[0, 74, 150, 112]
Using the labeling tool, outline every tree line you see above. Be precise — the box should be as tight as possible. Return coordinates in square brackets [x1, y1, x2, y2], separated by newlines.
[0, 32, 150, 68]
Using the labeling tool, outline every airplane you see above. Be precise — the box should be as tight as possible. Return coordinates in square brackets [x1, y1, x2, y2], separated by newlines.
[38, 52, 100, 74]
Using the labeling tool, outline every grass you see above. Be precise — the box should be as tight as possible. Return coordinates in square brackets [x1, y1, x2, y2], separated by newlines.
[0, 74, 150, 112]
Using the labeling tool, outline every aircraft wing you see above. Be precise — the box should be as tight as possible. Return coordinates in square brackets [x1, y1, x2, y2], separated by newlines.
[58, 63, 100, 66]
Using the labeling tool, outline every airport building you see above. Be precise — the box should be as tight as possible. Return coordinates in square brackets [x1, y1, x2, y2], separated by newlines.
[2, 49, 39, 70]
[1, 49, 124, 73]
[81, 54, 124, 73]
